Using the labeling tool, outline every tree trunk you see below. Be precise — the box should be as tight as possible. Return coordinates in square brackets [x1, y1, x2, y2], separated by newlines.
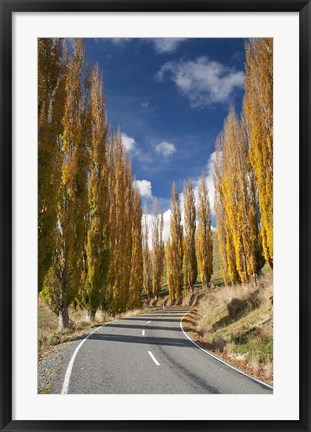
[58, 305, 69, 330]
[86, 308, 96, 323]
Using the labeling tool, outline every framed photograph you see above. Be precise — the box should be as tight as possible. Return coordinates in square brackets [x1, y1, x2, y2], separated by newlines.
[1, 0, 310, 431]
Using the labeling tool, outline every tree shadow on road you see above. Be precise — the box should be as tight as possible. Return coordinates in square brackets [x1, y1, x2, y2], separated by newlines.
[104, 323, 182, 332]
[76, 332, 195, 348]
[122, 317, 182, 323]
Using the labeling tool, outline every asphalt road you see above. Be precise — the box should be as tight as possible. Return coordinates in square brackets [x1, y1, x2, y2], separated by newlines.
[59, 308, 272, 394]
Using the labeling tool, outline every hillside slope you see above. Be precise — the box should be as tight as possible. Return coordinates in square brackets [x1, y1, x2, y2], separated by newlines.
[182, 272, 273, 384]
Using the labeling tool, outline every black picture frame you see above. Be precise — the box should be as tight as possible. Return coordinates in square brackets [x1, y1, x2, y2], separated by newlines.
[1, 1, 310, 431]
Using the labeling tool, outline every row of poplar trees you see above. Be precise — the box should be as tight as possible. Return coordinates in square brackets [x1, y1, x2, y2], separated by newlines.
[164, 177, 213, 302]
[142, 177, 213, 303]
[214, 38, 273, 285]
[39, 38, 144, 328]
[142, 201, 165, 299]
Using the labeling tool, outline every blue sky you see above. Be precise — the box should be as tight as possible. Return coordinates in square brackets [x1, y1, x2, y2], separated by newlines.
[85, 38, 247, 228]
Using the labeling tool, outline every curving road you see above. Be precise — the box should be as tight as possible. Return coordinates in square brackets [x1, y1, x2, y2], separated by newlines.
[58, 308, 272, 394]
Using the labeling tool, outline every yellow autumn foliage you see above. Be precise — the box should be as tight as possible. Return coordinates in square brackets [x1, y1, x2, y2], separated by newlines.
[183, 179, 198, 291]
[196, 173, 213, 288]
[244, 38, 273, 268]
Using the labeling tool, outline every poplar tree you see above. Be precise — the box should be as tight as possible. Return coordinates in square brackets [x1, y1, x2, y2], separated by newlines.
[42, 39, 88, 329]
[151, 199, 165, 298]
[166, 183, 183, 300]
[214, 132, 240, 285]
[128, 186, 143, 309]
[107, 132, 134, 313]
[196, 174, 213, 288]
[183, 179, 197, 291]
[244, 38, 273, 268]
[165, 239, 175, 301]
[38, 38, 66, 291]
[83, 65, 109, 321]
[214, 108, 264, 284]
[221, 109, 252, 282]
[142, 209, 153, 297]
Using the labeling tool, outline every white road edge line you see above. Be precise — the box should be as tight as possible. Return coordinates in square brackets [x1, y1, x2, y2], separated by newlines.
[61, 320, 116, 394]
[148, 351, 160, 366]
[142, 330, 145, 336]
[180, 311, 273, 390]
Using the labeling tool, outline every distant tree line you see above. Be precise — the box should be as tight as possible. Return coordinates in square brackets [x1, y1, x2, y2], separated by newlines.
[165, 177, 213, 302]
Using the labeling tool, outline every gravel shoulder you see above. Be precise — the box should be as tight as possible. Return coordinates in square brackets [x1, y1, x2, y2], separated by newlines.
[38, 339, 79, 394]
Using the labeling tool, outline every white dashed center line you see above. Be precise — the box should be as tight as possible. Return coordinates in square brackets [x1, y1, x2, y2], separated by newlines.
[148, 351, 160, 366]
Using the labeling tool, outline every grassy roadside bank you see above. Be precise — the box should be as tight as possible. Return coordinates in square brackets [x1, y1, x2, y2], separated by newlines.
[181, 272, 273, 385]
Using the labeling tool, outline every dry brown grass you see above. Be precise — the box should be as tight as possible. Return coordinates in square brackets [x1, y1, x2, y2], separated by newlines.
[182, 272, 273, 384]
[38, 297, 146, 354]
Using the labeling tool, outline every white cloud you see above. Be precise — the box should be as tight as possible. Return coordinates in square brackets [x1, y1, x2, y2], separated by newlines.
[155, 141, 176, 158]
[156, 56, 244, 107]
[135, 180, 152, 199]
[111, 38, 130, 46]
[140, 102, 149, 109]
[152, 38, 187, 54]
[95, 37, 186, 53]
[121, 133, 136, 152]
[162, 209, 171, 243]
[121, 132, 151, 162]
